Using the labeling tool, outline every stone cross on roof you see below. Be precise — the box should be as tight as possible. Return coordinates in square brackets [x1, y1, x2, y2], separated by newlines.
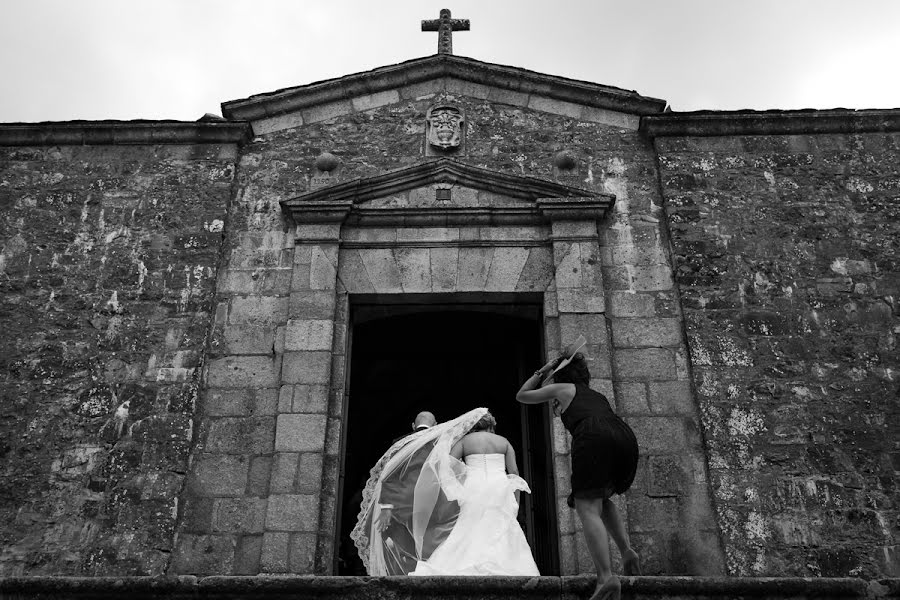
[421, 8, 469, 55]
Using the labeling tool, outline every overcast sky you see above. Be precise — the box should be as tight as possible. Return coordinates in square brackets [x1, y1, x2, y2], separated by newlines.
[1, 0, 898, 122]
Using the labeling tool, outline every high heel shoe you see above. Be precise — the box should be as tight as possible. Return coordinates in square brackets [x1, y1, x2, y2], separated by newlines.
[589, 575, 620, 600]
[622, 548, 641, 576]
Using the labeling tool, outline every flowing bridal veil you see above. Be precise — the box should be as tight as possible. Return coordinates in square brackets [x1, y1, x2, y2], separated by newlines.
[351, 408, 490, 576]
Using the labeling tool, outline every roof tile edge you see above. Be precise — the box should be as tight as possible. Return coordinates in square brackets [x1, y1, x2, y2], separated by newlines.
[641, 108, 900, 137]
[0, 121, 251, 147]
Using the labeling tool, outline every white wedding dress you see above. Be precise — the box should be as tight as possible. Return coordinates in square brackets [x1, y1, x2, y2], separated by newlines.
[410, 453, 540, 576]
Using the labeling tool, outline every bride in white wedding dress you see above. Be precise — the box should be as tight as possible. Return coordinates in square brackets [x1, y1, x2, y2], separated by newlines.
[410, 411, 539, 576]
[352, 408, 539, 576]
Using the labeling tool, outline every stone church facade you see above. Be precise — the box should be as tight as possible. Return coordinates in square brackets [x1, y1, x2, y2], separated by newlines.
[1, 48, 898, 581]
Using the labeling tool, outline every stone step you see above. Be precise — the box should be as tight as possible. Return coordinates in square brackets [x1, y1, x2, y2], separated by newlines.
[0, 576, 896, 600]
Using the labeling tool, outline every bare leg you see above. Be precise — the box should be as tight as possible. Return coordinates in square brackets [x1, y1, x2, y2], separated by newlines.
[601, 498, 641, 575]
[575, 497, 613, 582]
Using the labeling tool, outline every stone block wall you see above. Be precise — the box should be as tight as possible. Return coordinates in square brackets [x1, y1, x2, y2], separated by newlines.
[593, 146, 725, 575]
[653, 126, 900, 577]
[0, 135, 239, 575]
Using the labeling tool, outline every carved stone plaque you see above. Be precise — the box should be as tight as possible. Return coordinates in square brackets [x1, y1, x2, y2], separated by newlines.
[425, 104, 465, 155]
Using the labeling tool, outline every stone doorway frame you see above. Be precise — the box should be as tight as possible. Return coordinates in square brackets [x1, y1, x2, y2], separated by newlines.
[277, 164, 614, 573]
[335, 292, 556, 574]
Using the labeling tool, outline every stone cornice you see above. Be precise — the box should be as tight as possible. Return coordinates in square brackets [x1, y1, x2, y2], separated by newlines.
[0, 121, 251, 146]
[641, 108, 900, 137]
[281, 159, 614, 227]
[287, 158, 606, 205]
[222, 54, 667, 121]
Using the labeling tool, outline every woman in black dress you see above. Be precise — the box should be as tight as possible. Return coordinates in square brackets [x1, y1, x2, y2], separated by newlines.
[517, 352, 640, 600]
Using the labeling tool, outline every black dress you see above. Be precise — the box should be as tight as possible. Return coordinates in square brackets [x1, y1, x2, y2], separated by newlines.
[560, 384, 639, 508]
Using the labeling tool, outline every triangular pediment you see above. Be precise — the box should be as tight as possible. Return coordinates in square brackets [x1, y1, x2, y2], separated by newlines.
[280, 158, 613, 226]
[222, 55, 666, 135]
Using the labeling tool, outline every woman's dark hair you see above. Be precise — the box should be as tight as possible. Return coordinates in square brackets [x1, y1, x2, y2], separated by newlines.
[470, 411, 497, 432]
[551, 352, 590, 385]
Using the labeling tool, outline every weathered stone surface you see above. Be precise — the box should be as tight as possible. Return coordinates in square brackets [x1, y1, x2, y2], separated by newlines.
[203, 417, 275, 454]
[608, 291, 657, 317]
[233, 535, 263, 575]
[289, 533, 318, 574]
[395, 247, 432, 292]
[551, 220, 599, 239]
[647, 455, 688, 497]
[647, 380, 695, 415]
[284, 319, 334, 352]
[214, 324, 276, 355]
[351, 90, 401, 113]
[274, 414, 328, 452]
[289, 384, 329, 414]
[516, 246, 554, 291]
[187, 454, 250, 497]
[288, 290, 337, 320]
[613, 348, 679, 381]
[629, 416, 689, 453]
[228, 296, 288, 324]
[296, 452, 324, 494]
[260, 532, 290, 573]
[218, 269, 292, 295]
[253, 112, 305, 136]
[270, 453, 299, 494]
[656, 129, 900, 577]
[485, 247, 530, 291]
[265, 494, 319, 532]
[631, 265, 674, 291]
[557, 288, 606, 313]
[212, 498, 267, 533]
[301, 99, 353, 125]
[358, 249, 403, 293]
[615, 382, 649, 415]
[429, 247, 459, 292]
[281, 351, 331, 385]
[171, 534, 236, 575]
[611, 317, 682, 348]
[207, 356, 280, 388]
[0, 140, 235, 575]
[203, 388, 277, 417]
[246, 456, 272, 497]
[553, 241, 583, 289]
[308, 246, 338, 291]
[457, 247, 493, 290]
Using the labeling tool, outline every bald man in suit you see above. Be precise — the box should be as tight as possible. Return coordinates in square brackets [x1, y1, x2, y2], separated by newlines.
[375, 411, 438, 573]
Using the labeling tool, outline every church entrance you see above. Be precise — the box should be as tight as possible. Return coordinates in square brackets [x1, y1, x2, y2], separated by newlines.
[336, 294, 559, 575]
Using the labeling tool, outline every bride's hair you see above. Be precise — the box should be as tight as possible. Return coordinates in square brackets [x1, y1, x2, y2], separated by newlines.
[470, 411, 497, 432]
[551, 352, 590, 385]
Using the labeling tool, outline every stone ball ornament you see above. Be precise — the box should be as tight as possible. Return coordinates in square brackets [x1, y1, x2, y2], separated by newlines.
[553, 150, 577, 170]
[314, 152, 340, 173]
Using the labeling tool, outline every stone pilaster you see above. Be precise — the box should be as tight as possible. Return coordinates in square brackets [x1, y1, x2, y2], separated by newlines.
[541, 197, 617, 575]
[266, 214, 349, 574]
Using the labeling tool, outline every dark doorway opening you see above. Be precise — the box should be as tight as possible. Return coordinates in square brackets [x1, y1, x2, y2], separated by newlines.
[336, 296, 559, 575]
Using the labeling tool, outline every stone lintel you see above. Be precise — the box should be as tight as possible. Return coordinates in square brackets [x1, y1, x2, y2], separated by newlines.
[347, 207, 537, 228]
[0, 121, 250, 146]
[222, 54, 667, 121]
[641, 108, 900, 138]
[0, 575, 873, 599]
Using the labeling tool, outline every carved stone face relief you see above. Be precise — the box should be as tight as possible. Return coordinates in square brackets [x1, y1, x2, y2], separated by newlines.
[425, 105, 464, 154]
